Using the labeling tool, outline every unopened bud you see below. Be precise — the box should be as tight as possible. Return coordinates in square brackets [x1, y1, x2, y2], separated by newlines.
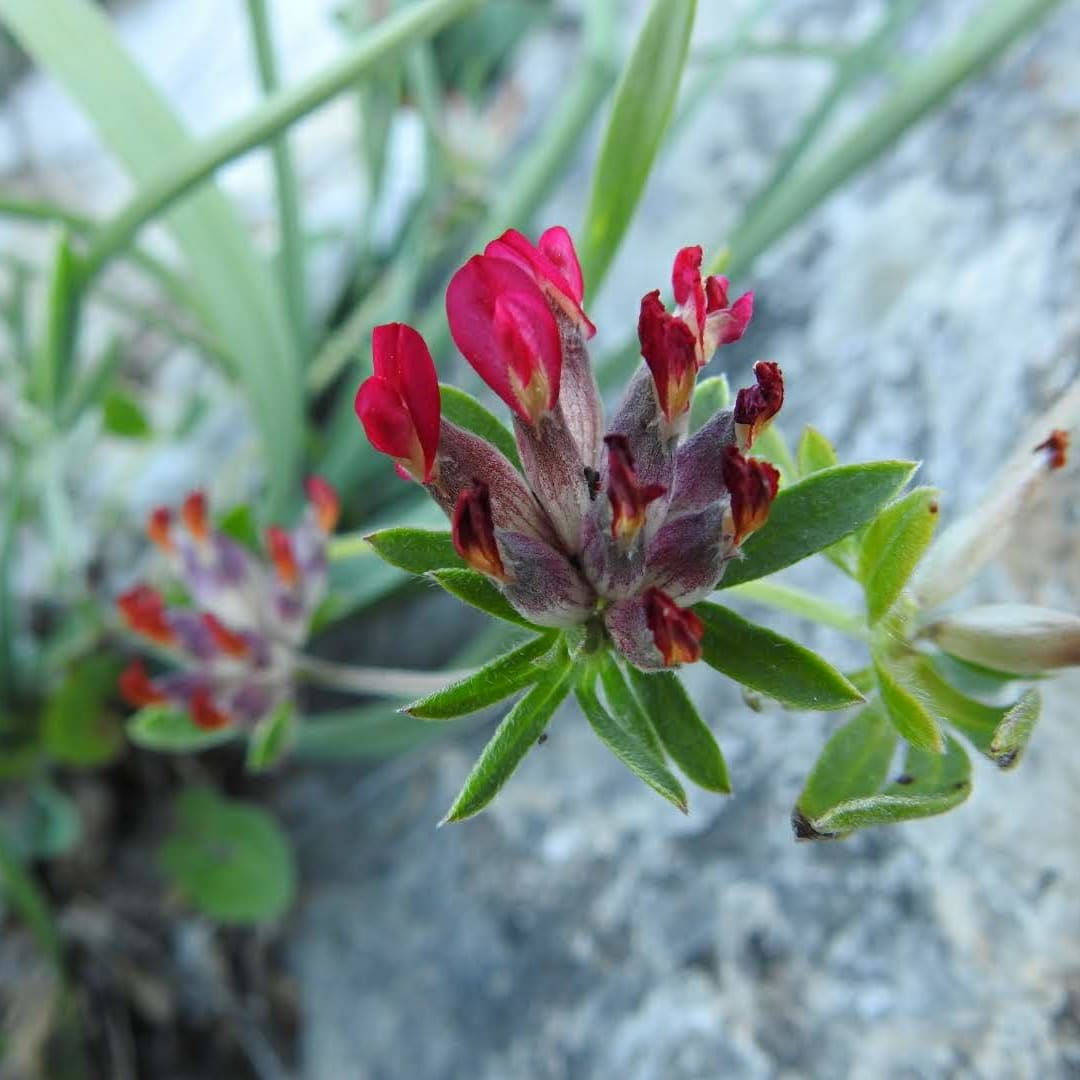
[923, 604, 1080, 675]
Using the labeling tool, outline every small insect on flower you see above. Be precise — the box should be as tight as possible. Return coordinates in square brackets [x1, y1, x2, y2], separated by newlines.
[356, 227, 779, 671]
[116, 479, 339, 734]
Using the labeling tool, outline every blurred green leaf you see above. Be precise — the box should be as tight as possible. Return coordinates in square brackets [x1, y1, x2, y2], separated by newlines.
[245, 700, 295, 772]
[127, 706, 238, 753]
[217, 504, 262, 553]
[596, 652, 663, 759]
[796, 426, 839, 477]
[42, 655, 124, 766]
[579, 0, 696, 292]
[442, 649, 574, 823]
[793, 703, 897, 839]
[696, 601, 863, 711]
[404, 634, 555, 719]
[102, 388, 152, 438]
[576, 677, 687, 812]
[0, 831, 61, 967]
[29, 227, 77, 413]
[720, 461, 918, 588]
[911, 657, 1040, 768]
[874, 656, 944, 753]
[366, 527, 465, 574]
[60, 336, 122, 425]
[19, 782, 82, 859]
[427, 568, 540, 629]
[160, 787, 295, 925]
[624, 667, 729, 794]
[804, 735, 972, 836]
[439, 384, 521, 469]
[858, 487, 940, 624]
[689, 375, 730, 434]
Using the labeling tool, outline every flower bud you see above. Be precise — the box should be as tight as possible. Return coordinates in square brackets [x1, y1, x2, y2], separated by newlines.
[147, 507, 174, 553]
[355, 323, 441, 483]
[733, 362, 784, 451]
[452, 483, 507, 581]
[638, 289, 699, 425]
[604, 435, 666, 545]
[119, 661, 167, 708]
[181, 490, 210, 544]
[671, 246, 753, 364]
[266, 526, 299, 587]
[446, 254, 562, 426]
[721, 447, 780, 543]
[117, 585, 175, 646]
[644, 587, 704, 667]
[306, 476, 340, 534]
[191, 687, 232, 731]
[923, 604, 1080, 674]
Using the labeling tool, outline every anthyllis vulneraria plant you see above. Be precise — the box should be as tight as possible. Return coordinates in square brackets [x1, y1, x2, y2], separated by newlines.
[354, 227, 905, 823]
[115, 478, 340, 765]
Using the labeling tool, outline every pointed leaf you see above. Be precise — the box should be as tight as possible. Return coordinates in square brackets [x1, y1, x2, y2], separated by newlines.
[366, 528, 465, 575]
[103, 388, 152, 438]
[809, 736, 972, 835]
[720, 461, 918, 588]
[245, 700, 295, 772]
[793, 703, 897, 839]
[874, 657, 944, 753]
[695, 601, 864, 711]
[597, 652, 664, 759]
[989, 689, 1041, 769]
[43, 655, 124, 766]
[576, 680, 687, 812]
[127, 706, 238, 752]
[427, 569, 540, 629]
[689, 375, 730, 434]
[440, 384, 521, 470]
[404, 635, 556, 720]
[442, 652, 574, 822]
[624, 668, 730, 793]
[858, 487, 940, 624]
[579, 0, 697, 292]
[797, 425, 839, 476]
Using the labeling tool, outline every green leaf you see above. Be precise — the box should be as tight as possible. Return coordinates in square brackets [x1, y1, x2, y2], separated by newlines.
[749, 425, 798, 486]
[42, 655, 124, 766]
[910, 657, 1040, 768]
[689, 375, 730, 434]
[102, 388, 152, 438]
[579, 0, 697, 292]
[858, 487, 940, 624]
[796, 425, 839, 476]
[127, 705, 238, 753]
[404, 635, 556, 720]
[439, 384, 521, 470]
[807, 736, 972, 836]
[874, 657, 944, 753]
[576, 679, 687, 812]
[793, 703, 897, 839]
[0, 831, 62, 967]
[596, 652, 664, 759]
[365, 527, 465, 575]
[442, 651, 574, 822]
[245, 700, 295, 772]
[624, 667, 730, 794]
[217, 503, 261, 553]
[427, 568, 540, 629]
[0, 0, 304, 513]
[720, 461, 917, 588]
[160, 787, 296, 925]
[695, 601, 864, 711]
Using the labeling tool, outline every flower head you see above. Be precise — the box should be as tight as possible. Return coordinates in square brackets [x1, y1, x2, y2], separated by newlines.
[355, 323, 441, 482]
[117, 480, 338, 733]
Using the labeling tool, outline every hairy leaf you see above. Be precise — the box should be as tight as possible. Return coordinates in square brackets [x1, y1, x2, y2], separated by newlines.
[366, 527, 465, 575]
[440, 384, 521, 469]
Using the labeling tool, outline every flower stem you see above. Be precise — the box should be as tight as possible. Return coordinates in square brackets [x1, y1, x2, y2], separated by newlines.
[294, 654, 471, 698]
[726, 580, 865, 639]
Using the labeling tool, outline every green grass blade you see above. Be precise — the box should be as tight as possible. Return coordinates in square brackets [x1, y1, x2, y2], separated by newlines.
[578, 0, 696, 294]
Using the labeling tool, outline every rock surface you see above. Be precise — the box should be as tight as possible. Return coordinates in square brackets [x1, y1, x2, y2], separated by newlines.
[286, 0, 1080, 1076]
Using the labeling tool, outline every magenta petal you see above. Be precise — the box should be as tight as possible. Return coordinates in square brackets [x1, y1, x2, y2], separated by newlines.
[671, 245, 706, 333]
[355, 377, 418, 463]
[391, 324, 441, 478]
[446, 254, 562, 424]
[538, 226, 585, 305]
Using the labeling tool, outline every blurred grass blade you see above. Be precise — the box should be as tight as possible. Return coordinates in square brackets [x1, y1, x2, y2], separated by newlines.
[696, 601, 863, 711]
[793, 703, 897, 840]
[442, 650, 574, 823]
[858, 487, 940, 625]
[0, 0, 303, 512]
[576, 677, 688, 812]
[29, 228, 78, 413]
[579, 0, 696, 293]
[624, 667, 730, 794]
[0, 832, 62, 967]
[404, 634, 556, 720]
[724, 0, 1066, 276]
[720, 461, 917, 589]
